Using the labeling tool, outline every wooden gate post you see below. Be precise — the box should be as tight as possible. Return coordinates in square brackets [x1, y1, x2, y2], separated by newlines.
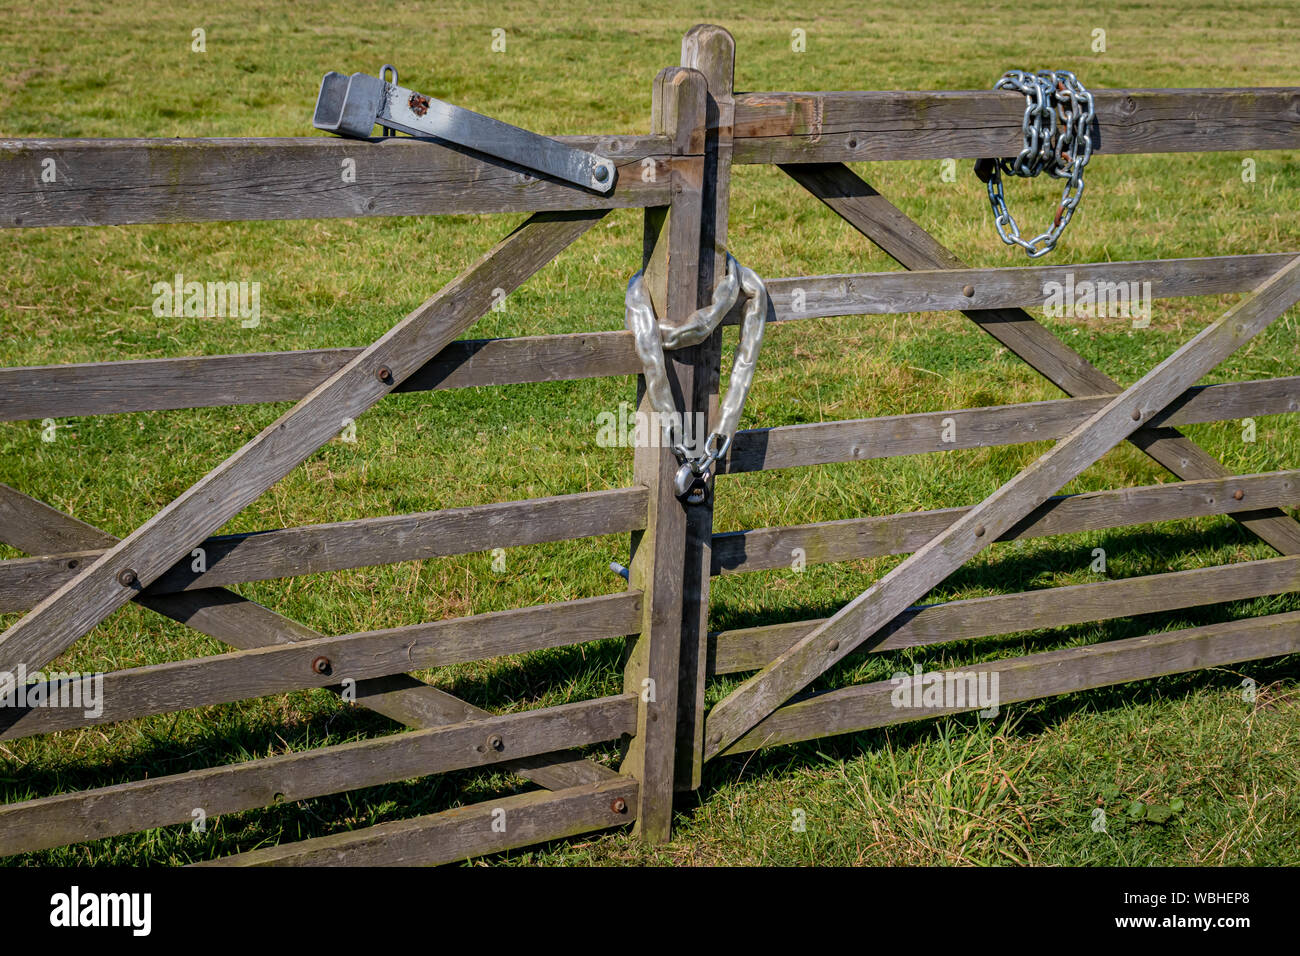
[675, 24, 736, 792]
[620, 66, 708, 841]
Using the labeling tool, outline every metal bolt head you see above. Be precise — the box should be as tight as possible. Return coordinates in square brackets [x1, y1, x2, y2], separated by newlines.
[311, 655, 332, 675]
[486, 734, 504, 752]
[1131, 408, 1142, 421]
[117, 568, 137, 587]
[975, 525, 986, 538]
[1233, 489, 1245, 501]
[376, 366, 393, 384]
[593, 164, 610, 183]
[962, 284, 975, 298]
[610, 797, 628, 814]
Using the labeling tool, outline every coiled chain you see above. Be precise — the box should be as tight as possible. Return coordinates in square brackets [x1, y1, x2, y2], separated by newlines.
[977, 69, 1095, 258]
[624, 254, 768, 505]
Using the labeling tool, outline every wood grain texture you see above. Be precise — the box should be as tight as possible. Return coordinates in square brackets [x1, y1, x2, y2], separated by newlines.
[619, 66, 708, 842]
[712, 555, 1300, 673]
[733, 88, 1300, 164]
[0, 332, 642, 422]
[711, 470, 1300, 575]
[724, 610, 1300, 754]
[722, 377, 1300, 475]
[0, 484, 615, 791]
[785, 163, 1300, 557]
[195, 775, 638, 867]
[0, 135, 672, 228]
[0, 487, 646, 611]
[704, 256, 1300, 757]
[0, 593, 643, 739]
[0, 695, 636, 857]
[5, 255, 1290, 423]
[0, 210, 604, 677]
[675, 22, 736, 791]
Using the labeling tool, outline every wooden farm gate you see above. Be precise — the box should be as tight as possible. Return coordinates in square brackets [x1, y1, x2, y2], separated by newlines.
[0, 25, 1298, 864]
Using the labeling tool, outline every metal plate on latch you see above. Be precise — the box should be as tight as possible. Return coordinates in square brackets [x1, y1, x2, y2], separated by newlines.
[313, 70, 616, 193]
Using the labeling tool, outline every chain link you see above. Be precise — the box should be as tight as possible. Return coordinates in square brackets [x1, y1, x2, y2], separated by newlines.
[624, 254, 769, 504]
[980, 69, 1095, 258]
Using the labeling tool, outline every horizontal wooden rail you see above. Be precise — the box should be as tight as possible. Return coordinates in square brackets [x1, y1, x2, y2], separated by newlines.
[0, 694, 636, 857]
[712, 470, 1300, 575]
[731, 88, 1300, 164]
[0, 487, 647, 613]
[197, 775, 638, 866]
[711, 554, 1300, 673]
[0, 592, 643, 739]
[723, 377, 1300, 474]
[0, 135, 674, 228]
[723, 609, 1300, 754]
[755, 254, 1299, 323]
[0, 332, 641, 421]
[4, 255, 1293, 422]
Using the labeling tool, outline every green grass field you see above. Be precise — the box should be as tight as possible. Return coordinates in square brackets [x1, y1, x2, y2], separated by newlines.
[1, 0, 1298, 865]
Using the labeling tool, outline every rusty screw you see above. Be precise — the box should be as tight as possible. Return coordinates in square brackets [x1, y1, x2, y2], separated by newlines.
[376, 366, 393, 384]
[610, 797, 628, 814]
[486, 734, 504, 752]
[311, 656, 332, 675]
[1233, 489, 1245, 501]
[962, 284, 975, 298]
[117, 568, 137, 587]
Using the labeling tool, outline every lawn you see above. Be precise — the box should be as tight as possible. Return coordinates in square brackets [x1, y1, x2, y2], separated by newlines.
[0, 0, 1297, 865]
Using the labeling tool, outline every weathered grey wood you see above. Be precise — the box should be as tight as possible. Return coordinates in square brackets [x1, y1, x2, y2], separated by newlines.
[722, 377, 1300, 475]
[0, 488, 646, 610]
[725, 610, 1300, 753]
[704, 256, 1300, 758]
[0, 695, 636, 857]
[733, 89, 1300, 164]
[0, 483, 615, 791]
[674, 23, 736, 792]
[0, 136, 671, 228]
[712, 469, 1300, 575]
[745, 254, 1300, 324]
[619, 67, 708, 842]
[0, 210, 605, 678]
[0, 592, 643, 739]
[6, 255, 1292, 423]
[712, 554, 1300, 673]
[786, 163, 1300, 557]
[0, 332, 642, 422]
[196, 775, 638, 866]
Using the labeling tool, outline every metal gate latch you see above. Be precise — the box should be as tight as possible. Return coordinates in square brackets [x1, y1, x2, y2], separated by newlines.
[313, 68, 617, 193]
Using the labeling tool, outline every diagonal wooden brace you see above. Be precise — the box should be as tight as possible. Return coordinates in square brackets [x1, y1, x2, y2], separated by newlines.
[0, 483, 613, 790]
[704, 255, 1300, 759]
[0, 210, 604, 676]
[783, 163, 1300, 556]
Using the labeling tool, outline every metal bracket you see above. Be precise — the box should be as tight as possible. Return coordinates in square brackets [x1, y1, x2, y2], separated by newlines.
[313, 70, 616, 193]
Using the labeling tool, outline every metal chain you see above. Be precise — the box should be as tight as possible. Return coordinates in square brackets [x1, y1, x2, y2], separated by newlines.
[978, 69, 1095, 258]
[624, 254, 769, 504]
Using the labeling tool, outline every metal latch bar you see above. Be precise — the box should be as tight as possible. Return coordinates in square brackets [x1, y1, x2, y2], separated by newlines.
[313, 71, 616, 193]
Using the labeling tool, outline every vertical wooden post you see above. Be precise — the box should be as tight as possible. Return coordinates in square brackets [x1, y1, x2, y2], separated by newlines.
[675, 24, 736, 791]
[620, 66, 707, 842]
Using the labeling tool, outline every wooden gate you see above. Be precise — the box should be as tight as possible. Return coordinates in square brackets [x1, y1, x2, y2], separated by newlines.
[1, 25, 1297, 863]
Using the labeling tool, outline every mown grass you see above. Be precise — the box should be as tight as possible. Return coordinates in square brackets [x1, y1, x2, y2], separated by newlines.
[0, 0, 1297, 865]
